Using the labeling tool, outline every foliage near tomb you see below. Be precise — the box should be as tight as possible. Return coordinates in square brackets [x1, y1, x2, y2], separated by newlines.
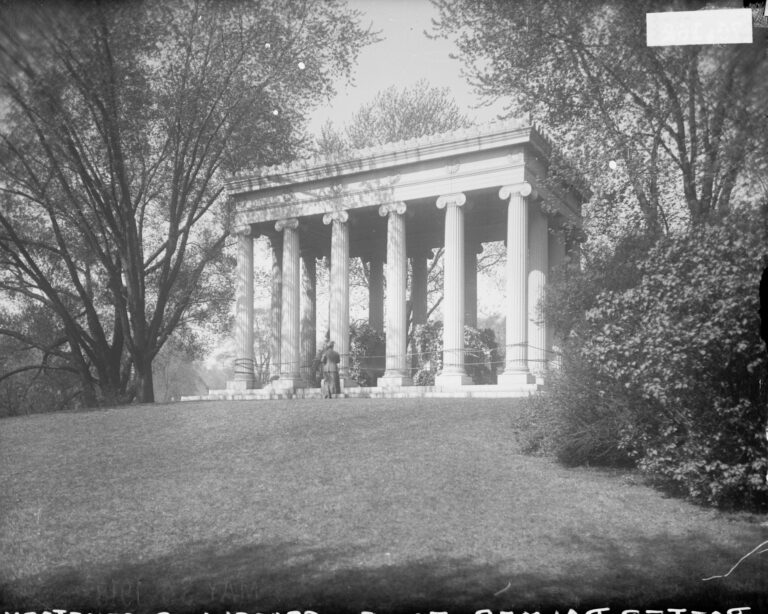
[515, 359, 632, 468]
[411, 321, 444, 385]
[411, 321, 500, 385]
[531, 211, 768, 509]
[0, 0, 374, 406]
[348, 322, 385, 387]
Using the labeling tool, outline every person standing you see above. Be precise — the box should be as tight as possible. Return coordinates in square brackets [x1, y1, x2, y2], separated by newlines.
[322, 341, 341, 398]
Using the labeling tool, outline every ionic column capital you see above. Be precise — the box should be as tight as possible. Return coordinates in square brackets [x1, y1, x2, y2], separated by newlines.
[499, 182, 536, 201]
[378, 202, 407, 217]
[275, 218, 299, 232]
[232, 224, 253, 237]
[436, 192, 466, 209]
[322, 210, 349, 225]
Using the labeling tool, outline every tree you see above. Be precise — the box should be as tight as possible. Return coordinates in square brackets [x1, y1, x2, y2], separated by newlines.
[431, 0, 768, 235]
[315, 78, 473, 155]
[0, 0, 374, 405]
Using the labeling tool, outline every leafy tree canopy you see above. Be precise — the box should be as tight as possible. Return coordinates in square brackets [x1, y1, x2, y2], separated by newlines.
[432, 0, 768, 235]
[315, 78, 473, 156]
[0, 0, 375, 406]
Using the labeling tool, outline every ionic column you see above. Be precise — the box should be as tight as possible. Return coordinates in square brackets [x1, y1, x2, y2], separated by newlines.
[300, 251, 317, 386]
[464, 240, 481, 329]
[269, 233, 282, 380]
[367, 254, 384, 333]
[548, 226, 566, 370]
[377, 202, 412, 387]
[528, 203, 548, 376]
[409, 249, 431, 327]
[276, 218, 301, 389]
[435, 193, 472, 387]
[228, 226, 255, 390]
[323, 210, 352, 385]
[498, 183, 536, 386]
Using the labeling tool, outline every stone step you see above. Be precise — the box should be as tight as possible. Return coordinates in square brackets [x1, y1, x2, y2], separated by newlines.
[181, 383, 542, 402]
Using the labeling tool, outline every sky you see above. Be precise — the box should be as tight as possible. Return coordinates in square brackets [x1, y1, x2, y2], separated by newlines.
[308, 0, 509, 134]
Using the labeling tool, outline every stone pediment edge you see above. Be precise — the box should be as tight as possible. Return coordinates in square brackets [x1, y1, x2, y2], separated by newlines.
[226, 119, 555, 193]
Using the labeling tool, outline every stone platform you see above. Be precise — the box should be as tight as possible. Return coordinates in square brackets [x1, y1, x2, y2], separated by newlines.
[181, 382, 542, 402]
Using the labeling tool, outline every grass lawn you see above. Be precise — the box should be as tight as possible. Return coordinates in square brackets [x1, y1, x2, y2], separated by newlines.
[1, 398, 766, 614]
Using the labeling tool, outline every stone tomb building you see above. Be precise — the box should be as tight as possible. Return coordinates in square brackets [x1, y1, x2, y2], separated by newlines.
[205, 121, 584, 400]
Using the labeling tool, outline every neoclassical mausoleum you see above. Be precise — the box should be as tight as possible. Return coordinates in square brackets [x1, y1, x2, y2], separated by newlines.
[193, 120, 585, 400]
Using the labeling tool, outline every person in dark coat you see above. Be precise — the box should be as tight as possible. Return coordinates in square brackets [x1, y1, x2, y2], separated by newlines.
[321, 341, 341, 397]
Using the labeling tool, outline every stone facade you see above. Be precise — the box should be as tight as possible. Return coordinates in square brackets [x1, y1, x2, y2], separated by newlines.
[212, 120, 585, 399]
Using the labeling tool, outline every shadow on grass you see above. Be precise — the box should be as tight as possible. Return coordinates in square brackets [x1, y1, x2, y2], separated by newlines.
[2, 530, 767, 614]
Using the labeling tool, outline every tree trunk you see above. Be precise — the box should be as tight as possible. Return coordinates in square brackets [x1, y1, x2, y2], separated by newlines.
[79, 371, 99, 408]
[134, 358, 155, 403]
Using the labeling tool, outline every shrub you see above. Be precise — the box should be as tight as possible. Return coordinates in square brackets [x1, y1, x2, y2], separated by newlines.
[517, 358, 634, 467]
[555, 214, 768, 509]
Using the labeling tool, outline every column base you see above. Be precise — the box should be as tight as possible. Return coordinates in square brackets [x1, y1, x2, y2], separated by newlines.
[227, 378, 255, 391]
[435, 372, 473, 387]
[340, 375, 360, 389]
[497, 370, 536, 387]
[377, 373, 413, 388]
[273, 375, 303, 392]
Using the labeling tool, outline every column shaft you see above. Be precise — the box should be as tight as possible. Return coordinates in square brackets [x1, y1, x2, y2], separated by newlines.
[300, 253, 317, 385]
[436, 194, 471, 387]
[548, 228, 566, 370]
[499, 184, 535, 386]
[325, 211, 352, 385]
[410, 252, 429, 327]
[528, 204, 548, 376]
[277, 219, 301, 387]
[269, 234, 282, 380]
[230, 228, 255, 389]
[368, 255, 384, 333]
[464, 244, 478, 328]
[378, 203, 411, 387]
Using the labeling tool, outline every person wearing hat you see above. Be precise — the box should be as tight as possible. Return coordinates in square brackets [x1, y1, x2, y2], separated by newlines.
[321, 341, 341, 398]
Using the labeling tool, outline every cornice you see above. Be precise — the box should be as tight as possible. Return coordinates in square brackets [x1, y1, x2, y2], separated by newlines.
[226, 118, 555, 195]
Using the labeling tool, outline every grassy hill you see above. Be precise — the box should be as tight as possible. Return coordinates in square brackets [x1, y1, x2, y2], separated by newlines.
[1, 398, 766, 613]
